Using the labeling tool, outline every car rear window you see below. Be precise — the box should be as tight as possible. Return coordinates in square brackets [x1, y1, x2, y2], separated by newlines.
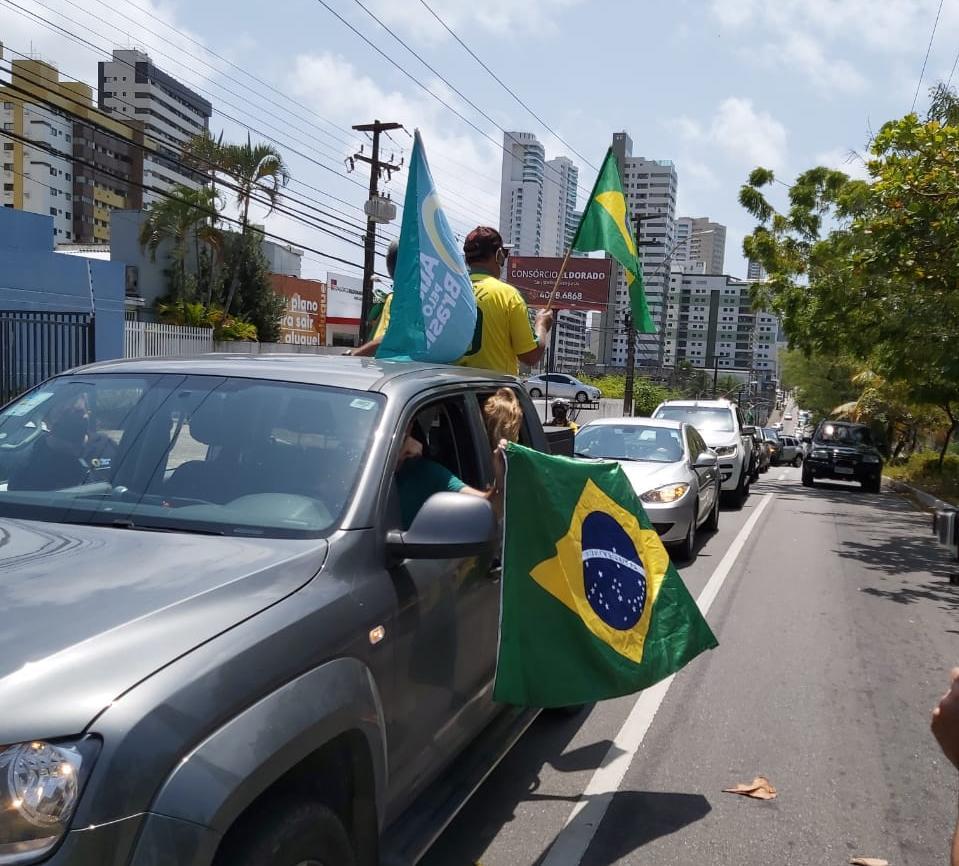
[654, 406, 734, 433]
[0, 373, 384, 537]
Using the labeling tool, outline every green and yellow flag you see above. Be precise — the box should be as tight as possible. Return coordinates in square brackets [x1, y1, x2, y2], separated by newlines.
[571, 148, 655, 333]
[494, 444, 717, 707]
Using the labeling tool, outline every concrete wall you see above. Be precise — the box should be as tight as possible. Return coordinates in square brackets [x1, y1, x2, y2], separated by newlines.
[0, 208, 125, 359]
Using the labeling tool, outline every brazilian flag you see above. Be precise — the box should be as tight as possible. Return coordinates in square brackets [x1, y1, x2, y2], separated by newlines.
[494, 445, 717, 707]
[571, 147, 655, 333]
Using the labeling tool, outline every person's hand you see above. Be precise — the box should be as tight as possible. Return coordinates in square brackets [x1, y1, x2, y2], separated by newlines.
[536, 308, 555, 332]
[932, 667, 959, 771]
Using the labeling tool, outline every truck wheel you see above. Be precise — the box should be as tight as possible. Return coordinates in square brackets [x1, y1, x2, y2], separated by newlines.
[801, 466, 814, 487]
[863, 477, 881, 494]
[214, 799, 355, 866]
[728, 468, 748, 509]
[793, 454, 802, 467]
[529, 387, 542, 398]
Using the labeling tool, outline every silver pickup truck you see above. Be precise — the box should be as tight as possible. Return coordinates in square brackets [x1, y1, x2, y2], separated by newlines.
[0, 355, 553, 866]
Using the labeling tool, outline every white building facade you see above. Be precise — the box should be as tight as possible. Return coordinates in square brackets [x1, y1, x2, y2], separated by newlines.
[674, 217, 726, 274]
[598, 132, 678, 369]
[98, 50, 211, 206]
[499, 132, 588, 371]
[663, 272, 779, 383]
[2, 100, 74, 241]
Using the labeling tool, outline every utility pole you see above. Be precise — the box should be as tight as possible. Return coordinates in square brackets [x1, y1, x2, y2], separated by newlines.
[622, 311, 636, 416]
[351, 120, 402, 341]
[622, 211, 661, 416]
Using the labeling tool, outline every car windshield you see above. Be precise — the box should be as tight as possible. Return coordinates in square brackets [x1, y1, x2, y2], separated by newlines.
[763, 428, 779, 441]
[815, 423, 873, 446]
[0, 373, 383, 538]
[575, 424, 685, 464]
[654, 406, 734, 433]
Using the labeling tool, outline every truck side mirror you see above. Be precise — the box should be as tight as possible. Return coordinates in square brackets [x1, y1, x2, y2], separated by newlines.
[386, 492, 495, 560]
[741, 425, 756, 436]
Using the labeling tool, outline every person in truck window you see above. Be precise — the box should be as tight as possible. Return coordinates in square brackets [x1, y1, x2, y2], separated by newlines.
[550, 399, 579, 433]
[394, 420, 492, 530]
[482, 388, 523, 510]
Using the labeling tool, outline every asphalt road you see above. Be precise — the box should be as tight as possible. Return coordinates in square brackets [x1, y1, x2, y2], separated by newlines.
[421, 464, 959, 866]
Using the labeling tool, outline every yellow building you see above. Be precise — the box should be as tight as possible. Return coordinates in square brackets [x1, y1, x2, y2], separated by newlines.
[0, 49, 146, 243]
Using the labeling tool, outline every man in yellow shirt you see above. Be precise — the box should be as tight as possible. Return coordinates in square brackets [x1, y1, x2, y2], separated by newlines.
[459, 226, 553, 376]
[349, 241, 397, 357]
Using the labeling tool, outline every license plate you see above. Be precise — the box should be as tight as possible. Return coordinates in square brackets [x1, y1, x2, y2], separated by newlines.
[835, 466, 854, 475]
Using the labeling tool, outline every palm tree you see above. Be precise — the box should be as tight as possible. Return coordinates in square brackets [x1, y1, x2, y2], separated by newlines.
[139, 185, 224, 307]
[219, 135, 289, 314]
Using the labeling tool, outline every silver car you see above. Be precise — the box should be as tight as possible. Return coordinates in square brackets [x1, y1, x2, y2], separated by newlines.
[574, 417, 721, 562]
[523, 373, 601, 402]
[778, 435, 804, 466]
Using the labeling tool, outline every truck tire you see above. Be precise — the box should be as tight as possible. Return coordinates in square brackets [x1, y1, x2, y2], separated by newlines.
[801, 466, 814, 487]
[728, 468, 748, 509]
[863, 477, 881, 494]
[214, 798, 356, 866]
[793, 454, 803, 467]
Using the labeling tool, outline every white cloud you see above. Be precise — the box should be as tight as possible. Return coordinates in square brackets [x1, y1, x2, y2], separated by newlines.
[815, 146, 872, 181]
[677, 97, 788, 170]
[287, 52, 502, 234]
[364, 0, 584, 40]
[773, 33, 868, 94]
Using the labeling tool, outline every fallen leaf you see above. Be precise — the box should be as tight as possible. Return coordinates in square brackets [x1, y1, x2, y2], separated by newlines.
[722, 775, 778, 800]
[849, 859, 888, 866]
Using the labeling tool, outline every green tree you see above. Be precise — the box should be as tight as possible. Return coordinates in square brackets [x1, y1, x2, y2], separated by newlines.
[223, 230, 285, 343]
[139, 184, 224, 306]
[740, 95, 959, 468]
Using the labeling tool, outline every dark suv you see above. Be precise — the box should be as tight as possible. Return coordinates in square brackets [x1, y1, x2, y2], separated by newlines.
[801, 421, 883, 492]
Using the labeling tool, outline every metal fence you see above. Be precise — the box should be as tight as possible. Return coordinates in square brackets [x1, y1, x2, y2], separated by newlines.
[124, 321, 214, 358]
[0, 310, 95, 405]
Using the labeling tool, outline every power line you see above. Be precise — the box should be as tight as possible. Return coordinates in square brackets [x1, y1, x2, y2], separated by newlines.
[415, 0, 598, 173]
[0, 62, 391, 254]
[314, 0, 595, 204]
[913, 0, 945, 112]
[947, 45, 959, 90]
[0, 126, 382, 274]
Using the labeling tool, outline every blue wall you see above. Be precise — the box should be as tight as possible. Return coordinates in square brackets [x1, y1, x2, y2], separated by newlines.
[0, 209, 125, 360]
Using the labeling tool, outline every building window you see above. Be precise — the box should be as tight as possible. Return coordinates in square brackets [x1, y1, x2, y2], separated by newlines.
[3, 123, 13, 131]
[3, 183, 13, 192]
[50, 207, 57, 216]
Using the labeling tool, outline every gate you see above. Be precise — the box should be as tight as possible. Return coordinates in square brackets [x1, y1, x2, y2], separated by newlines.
[0, 311, 95, 405]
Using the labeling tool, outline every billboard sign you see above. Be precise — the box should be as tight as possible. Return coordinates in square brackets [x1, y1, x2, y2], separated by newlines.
[271, 275, 327, 346]
[506, 256, 612, 311]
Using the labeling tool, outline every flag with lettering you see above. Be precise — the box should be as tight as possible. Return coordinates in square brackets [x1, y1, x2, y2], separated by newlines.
[377, 130, 476, 362]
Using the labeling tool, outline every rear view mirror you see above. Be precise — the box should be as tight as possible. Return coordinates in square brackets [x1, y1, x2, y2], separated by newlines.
[387, 492, 495, 560]
[694, 452, 719, 468]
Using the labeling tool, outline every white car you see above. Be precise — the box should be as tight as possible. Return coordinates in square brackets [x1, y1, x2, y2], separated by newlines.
[523, 374, 600, 402]
[784, 412, 793, 421]
[651, 399, 755, 508]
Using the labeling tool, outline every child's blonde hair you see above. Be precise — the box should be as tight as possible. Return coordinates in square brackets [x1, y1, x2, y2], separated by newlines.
[483, 387, 523, 445]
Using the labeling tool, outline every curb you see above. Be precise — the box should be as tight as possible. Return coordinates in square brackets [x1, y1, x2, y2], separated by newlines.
[884, 476, 955, 512]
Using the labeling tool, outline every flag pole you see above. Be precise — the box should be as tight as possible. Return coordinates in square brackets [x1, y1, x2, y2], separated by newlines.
[545, 247, 573, 310]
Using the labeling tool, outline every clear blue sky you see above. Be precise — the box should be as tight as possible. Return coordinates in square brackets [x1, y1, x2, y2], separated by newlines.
[6, 0, 959, 278]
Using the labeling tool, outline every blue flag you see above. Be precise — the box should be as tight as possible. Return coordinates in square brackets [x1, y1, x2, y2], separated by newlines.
[377, 130, 476, 363]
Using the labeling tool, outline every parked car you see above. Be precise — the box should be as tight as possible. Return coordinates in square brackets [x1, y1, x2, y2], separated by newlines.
[801, 420, 883, 492]
[523, 373, 600, 402]
[0, 356, 557, 866]
[784, 412, 793, 421]
[749, 427, 771, 477]
[778, 435, 803, 466]
[761, 427, 782, 465]
[574, 417, 720, 561]
[651, 399, 755, 508]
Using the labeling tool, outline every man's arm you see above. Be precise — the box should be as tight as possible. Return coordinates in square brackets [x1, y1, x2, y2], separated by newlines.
[516, 308, 554, 367]
[931, 667, 959, 866]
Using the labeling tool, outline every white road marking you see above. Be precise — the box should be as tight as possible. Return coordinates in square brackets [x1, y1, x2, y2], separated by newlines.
[541, 492, 777, 866]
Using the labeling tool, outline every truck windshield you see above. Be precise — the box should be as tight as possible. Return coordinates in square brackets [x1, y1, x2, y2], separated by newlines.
[816, 424, 873, 446]
[0, 373, 383, 538]
[654, 406, 734, 433]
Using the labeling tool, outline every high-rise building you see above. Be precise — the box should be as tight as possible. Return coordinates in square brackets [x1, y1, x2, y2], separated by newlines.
[499, 131, 588, 370]
[674, 217, 726, 274]
[597, 132, 678, 369]
[98, 50, 211, 206]
[1, 56, 144, 244]
[747, 258, 767, 281]
[663, 271, 778, 383]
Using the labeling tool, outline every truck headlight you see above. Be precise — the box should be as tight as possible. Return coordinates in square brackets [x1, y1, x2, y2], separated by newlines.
[0, 739, 98, 864]
[641, 483, 690, 504]
[714, 445, 737, 457]
[811, 449, 831, 459]
[862, 454, 881, 463]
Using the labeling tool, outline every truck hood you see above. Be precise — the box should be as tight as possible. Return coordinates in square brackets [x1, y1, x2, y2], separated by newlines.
[0, 518, 326, 742]
[699, 431, 739, 449]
